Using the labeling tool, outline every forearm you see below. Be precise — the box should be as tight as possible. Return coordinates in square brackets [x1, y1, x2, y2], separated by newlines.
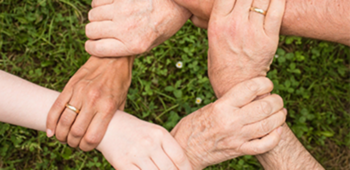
[256, 124, 324, 170]
[281, 0, 350, 46]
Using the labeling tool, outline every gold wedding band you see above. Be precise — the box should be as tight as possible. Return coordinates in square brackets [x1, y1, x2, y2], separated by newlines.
[250, 7, 267, 16]
[65, 103, 80, 114]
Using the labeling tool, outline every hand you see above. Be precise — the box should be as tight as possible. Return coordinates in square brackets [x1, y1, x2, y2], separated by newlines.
[171, 77, 286, 169]
[46, 56, 134, 151]
[97, 110, 193, 170]
[84, 0, 191, 57]
[207, 0, 286, 97]
[174, 0, 214, 28]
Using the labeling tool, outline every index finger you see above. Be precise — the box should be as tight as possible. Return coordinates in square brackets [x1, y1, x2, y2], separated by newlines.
[220, 77, 273, 108]
[91, 0, 113, 8]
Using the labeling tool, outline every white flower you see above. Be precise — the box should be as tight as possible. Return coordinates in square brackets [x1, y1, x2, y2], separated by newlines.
[195, 97, 202, 104]
[274, 55, 279, 58]
[176, 61, 183, 68]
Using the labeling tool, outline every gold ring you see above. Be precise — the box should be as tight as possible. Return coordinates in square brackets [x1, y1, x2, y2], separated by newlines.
[250, 7, 267, 16]
[65, 104, 80, 114]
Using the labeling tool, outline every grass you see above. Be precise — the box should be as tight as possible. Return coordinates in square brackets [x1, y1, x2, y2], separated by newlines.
[0, 0, 349, 169]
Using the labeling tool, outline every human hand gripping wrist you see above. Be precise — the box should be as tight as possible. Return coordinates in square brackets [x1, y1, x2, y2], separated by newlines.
[96, 110, 193, 170]
[84, 0, 191, 57]
[207, 0, 285, 98]
[46, 56, 134, 151]
[171, 77, 287, 169]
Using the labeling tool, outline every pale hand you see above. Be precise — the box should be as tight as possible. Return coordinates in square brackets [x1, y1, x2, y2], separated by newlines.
[171, 77, 286, 169]
[85, 0, 191, 57]
[97, 111, 193, 170]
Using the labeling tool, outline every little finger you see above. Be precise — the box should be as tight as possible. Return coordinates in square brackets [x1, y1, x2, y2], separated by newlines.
[240, 126, 282, 155]
[243, 109, 286, 139]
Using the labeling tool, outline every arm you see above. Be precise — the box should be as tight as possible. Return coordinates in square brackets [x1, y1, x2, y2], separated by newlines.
[0, 70, 192, 170]
[206, 0, 324, 169]
[175, 0, 350, 46]
[46, 56, 135, 151]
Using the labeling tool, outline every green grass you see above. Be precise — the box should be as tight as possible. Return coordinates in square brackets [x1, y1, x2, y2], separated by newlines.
[1, 0, 349, 169]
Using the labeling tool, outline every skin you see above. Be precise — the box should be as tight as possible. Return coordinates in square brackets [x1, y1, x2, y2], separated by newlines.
[49, 0, 350, 159]
[0, 71, 286, 169]
[171, 77, 286, 169]
[0, 70, 192, 170]
[47, 56, 134, 151]
[205, 0, 324, 169]
[175, 0, 350, 46]
[47, 0, 192, 151]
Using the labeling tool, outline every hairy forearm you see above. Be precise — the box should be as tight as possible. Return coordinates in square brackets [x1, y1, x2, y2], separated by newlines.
[281, 0, 350, 46]
[256, 124, 324, 170]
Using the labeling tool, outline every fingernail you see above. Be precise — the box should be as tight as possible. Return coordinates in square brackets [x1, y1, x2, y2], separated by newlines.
[46, 129, 53, 137]
[283, 108, 288, 114]
[277, 127, 283, 135]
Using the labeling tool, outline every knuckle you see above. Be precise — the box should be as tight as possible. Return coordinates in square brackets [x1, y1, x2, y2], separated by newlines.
[259, 100, 272, 115]
[244, 80, 259, 92]
[259, 119, 271, 135]
[139, 135, 155, 148]
[88, 89, 101, 102]
[70, 126, 85, 138]
[272, 94, 284, 106]
[101, 99, 117, 114]
[84, 134, 100, 145]
[85, 23, 94, 38]
[60, 114, 75, 126]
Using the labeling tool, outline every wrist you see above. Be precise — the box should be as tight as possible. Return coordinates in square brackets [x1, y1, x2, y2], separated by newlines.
[256, 124, 324, 170]
[171, 104, 214, 170]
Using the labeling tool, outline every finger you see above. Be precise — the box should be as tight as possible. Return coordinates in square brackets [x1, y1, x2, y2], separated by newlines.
[240, 94, 284, 124]
[211, 0, 236, 17]
[249, 0, 271, 27]
[243, 108, 286, 139]
[264, 0, 286, 37]
[85, 21, 117, 40]
[46, 87, 73, 137]
[67, 107, 96, 148]
[220, 77, 273, 108]
[55, 98, 81, 143]
[162, 134, 192, 170]
[113, 164, 140, 170]
[91, 0, 113, 8]
[88, 5, 113, 21]
[240, 126, 282, 155]
[232, 0, 254, 20]
[135, 159, 158, 170]
[190, 16, 208, 29]
[85, 39, 132, 57]
[79, 111, 114, 151]
[151, 151, 177, 170]
[118, 100, 126, 110]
